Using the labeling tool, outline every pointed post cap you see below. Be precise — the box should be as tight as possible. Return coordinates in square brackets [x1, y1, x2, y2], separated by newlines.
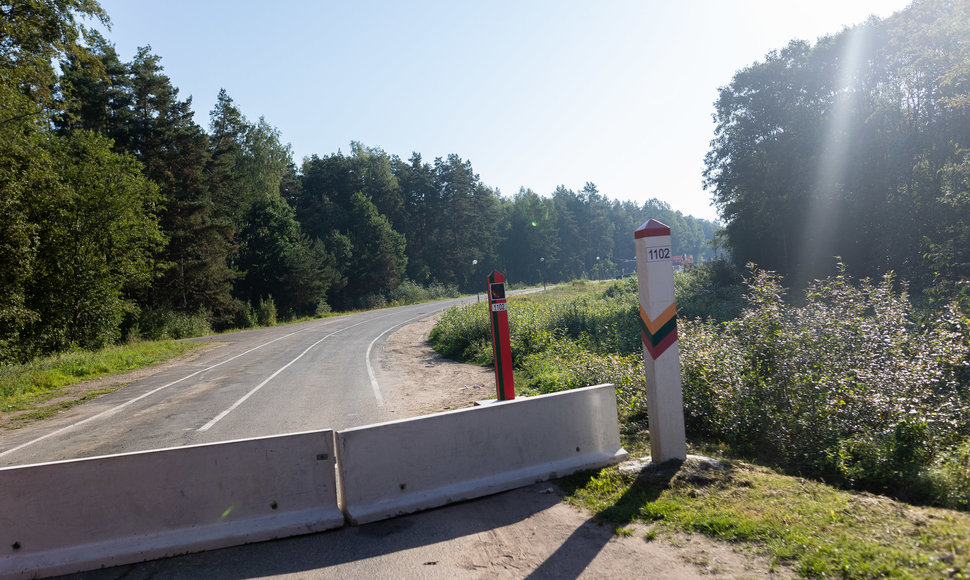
[634, 219, 671, 239]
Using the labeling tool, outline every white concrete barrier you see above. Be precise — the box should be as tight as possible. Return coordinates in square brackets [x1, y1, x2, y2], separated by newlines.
[0, 430, 342, 579]
[336, 384, 627, 525]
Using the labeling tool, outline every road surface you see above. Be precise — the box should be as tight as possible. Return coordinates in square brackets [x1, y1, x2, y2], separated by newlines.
[2, 294, 778, 579]
[0, 297, 476, 467]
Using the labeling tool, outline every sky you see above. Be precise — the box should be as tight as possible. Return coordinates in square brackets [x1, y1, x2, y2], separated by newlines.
[93, 1, 913, 221]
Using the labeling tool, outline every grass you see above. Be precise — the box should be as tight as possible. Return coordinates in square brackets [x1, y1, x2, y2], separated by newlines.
[0, 340, 202, 418]
[561, 438, 970, 578]
[504, 279, 608, 303]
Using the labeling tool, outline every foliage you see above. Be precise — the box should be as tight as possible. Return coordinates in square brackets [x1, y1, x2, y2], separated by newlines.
[433, 265, 970, 506]
[679, 265, 970, 501]
[929, 438, 970, 511]
[0, 0, 720, 367]
[22, 130, 164, 354]
[388, 279, 460, 306]
[135, 308, 213, 341]
[429, 301, 491, 362]
[255, 296, 277, 327]
[704, 0, 970, 295]
[673, 260, 744, 322]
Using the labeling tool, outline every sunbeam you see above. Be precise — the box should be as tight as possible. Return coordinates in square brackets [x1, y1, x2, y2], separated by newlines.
[794, 24, 873, 286]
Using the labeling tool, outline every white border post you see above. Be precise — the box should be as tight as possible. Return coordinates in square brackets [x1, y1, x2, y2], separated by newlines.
[634, 219, 687, 463]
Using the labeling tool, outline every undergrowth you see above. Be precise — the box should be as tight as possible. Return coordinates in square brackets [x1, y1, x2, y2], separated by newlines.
[430, 262, 970, 509]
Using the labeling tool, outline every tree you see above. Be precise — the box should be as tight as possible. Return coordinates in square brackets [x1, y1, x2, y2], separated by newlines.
[704, 0, 970, 291]
[235, 193, 340, 316]
[0, 0, 107, 117]
[121, 48, 236, 318]
[24, 130, 163, 353]
[335, 192, 407, 307]
[393, 152, 438, 283]
[498, 188, 559, 284]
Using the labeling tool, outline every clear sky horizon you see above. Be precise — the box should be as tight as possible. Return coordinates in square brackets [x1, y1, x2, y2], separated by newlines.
[93, 0, 913, 222]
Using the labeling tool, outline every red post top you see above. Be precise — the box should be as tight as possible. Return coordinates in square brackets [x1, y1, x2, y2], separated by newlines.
[634, 219, 671, 239]
[488, 270, 505, 284]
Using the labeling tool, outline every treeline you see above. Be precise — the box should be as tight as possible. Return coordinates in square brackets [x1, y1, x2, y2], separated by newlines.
[0, 1, 716, 364]
[705, 0, 970, 297]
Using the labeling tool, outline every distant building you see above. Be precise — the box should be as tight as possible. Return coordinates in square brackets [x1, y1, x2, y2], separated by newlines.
[672, 254, 694, 271]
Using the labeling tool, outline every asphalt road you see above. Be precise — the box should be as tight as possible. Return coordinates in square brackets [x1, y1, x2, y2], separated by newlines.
[0, 297, 476, 467]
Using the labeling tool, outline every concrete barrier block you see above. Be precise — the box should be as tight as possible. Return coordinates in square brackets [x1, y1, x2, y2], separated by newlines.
[0, 430, 342, 579]
[336, 384, 627, 525]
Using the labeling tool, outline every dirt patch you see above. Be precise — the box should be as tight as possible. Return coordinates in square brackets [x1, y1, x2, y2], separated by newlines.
[376, 314, 497, 421]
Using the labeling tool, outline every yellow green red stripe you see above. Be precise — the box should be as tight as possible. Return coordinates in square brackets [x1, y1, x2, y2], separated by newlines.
[639, 302, 678, 359]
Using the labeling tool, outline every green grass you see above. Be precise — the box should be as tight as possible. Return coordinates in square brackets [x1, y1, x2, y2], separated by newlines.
[561, 440, 970, 578]
[0, 340, 202, 415]
[507, 279, 612, 303]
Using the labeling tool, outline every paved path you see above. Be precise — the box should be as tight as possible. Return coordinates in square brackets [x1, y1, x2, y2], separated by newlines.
[0, 298, 474, 467]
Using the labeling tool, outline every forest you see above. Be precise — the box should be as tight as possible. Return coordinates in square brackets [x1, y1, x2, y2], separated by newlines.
[0, 0, 717, 365]
[705, 0, 970, 298]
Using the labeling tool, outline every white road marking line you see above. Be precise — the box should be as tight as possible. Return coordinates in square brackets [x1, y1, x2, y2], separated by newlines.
[198, 312, 397, 432]
[0, 328, 309, 459]
[365, 311, 433, 405]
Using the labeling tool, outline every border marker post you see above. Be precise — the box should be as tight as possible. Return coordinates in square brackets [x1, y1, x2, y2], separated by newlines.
[487, 270, 515, 401]
[634, 219, 687, 462]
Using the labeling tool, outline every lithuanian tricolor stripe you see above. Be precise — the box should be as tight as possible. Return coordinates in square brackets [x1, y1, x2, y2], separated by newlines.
[639, 302, 678, 359]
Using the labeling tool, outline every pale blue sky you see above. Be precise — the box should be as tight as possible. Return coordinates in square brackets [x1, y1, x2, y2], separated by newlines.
[93, 1, 912, 221]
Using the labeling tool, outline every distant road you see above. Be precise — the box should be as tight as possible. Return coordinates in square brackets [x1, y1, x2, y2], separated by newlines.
[0, 297, 478, 467]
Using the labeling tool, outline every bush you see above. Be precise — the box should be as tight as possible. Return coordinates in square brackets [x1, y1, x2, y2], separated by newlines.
[929, 438, 970, 510]
[137, 308, 213, 340]
[232, 300, 256, 329]
[255, 296, 277, 327]
[674, 260, 744, 322]
[357, 293, 387, 310]
[431, 267, 970, 506]
[389, 279, 460, 306]
[679, 264, 970, 499]
[429, 301, 491, 362]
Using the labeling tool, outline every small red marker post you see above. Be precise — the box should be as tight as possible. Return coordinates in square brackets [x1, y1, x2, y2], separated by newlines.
[487, 270, 515, 401]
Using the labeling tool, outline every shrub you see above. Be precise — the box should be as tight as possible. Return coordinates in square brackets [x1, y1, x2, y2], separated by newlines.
[137, 308, 213, 340]
[389, 279, 460, 306]
[255, 296, 277, 327]
[232, 300, 256, 329]
[929, 438, 970, 510]
[357, 293, 387, 310]
[429, 301, 491, 362]
[679, 264, 970, 498]
[674, 260, 744, 322]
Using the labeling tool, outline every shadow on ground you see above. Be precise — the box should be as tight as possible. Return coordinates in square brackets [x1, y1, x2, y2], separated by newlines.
[53, 483, 565, 580]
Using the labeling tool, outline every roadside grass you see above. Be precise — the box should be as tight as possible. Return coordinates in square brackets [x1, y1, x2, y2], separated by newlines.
[505, 279, 609, 304]
[561, 439, 970, 579]
[0, 341, 202, 418]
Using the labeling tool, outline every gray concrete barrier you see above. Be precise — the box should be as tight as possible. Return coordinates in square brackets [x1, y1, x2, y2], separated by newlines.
[336, 384, 628, 525]
[0, 430, 342, 579]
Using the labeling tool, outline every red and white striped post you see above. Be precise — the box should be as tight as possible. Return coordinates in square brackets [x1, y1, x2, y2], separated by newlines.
[487, 270, 515, 401]
[634, 219, 687, 463]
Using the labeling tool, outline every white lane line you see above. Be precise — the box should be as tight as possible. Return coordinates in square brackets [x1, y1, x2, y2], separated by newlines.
[0, 328, 309, 459]
[365, 311, 434, 405]
[198, 312, 396, 432]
